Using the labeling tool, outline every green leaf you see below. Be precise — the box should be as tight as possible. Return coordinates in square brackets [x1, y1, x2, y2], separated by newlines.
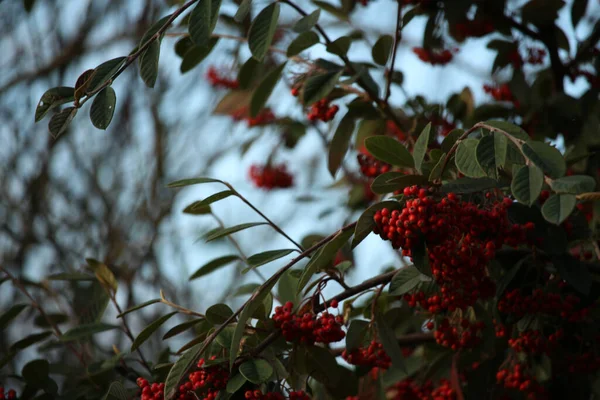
[163, 318, 204, 340]
[484, 120, 529, 140]
[287, 31, 320, 57]
[90, 87, 116, 130]
[230, 279, 278, 367]
[35, 87, 75, 122]
[552, 254, 591, 295]
[250, 62, 286, 117]
[61, 323, 119, 342]
[204, 222, 268, 242]
[165, 343, 205, 399]
[440, 177, 499, 194]
[541, 193, 576, 225]
[550, 175, 596, 194]
[352, 201, 402, 248]
[301, 69, 343, 105]
[455, 138, 486, 178]
[194, 191, 236, 210]
[235, 0, 252, 22]
[371, 173, 428, 195]
[189, 0, 222, 47]
[33, 313, 68, 328]
[168, 177, 224, 187]
[522, 141, 566, 179]
[389, 266, 421, 296]
[238, 58, 260, 89]
[476, 133, 506, 178]
[139, 39, 161, 88]
[11, 331, 52, 351]
[346, 319, 369, 351]
[190, 255, 239, 281]
[328, 112, 356, 177]
[140, 14, 172, 44]
[412, 241, 431, 276]
[47, 272, 94, 281]
[175, 37, 194, 58]
[305, 345, 341, 385]
[372, 34, 393, 66]
[102, 382, 128, 400]
[48, 107, 77, 138]
[375, 312, 405, 370]
[326, 36, 351, 57]
[511, 165, 544, 206]
[412, 123, 432, 173]
[239, 359, 273, 384]
[206, 304, 234, 325]
[0, 304, 28, 331]
[180, 38, 219, 73]
[117, 299, 161, 318]
[226, 373, 248, 393]
[248, 3, 280, 62]
[441, 129, 464, 154]
[297, 229, 353, 293]
[87, 57, 127, 94]
[244, 249, 295, 272]
[22, 359, 49, 386]
[131, 312, 177, 351]
[293, 9, 321, 33]
[365, 136, 414, 168]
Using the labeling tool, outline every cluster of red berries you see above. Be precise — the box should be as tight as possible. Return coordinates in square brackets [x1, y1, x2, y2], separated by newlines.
[137, 378, 165, 400]
[564, 351, 600, 374]
[232, 107, 276, 127]
[206, 66, 239, 89]
[342, 340, 392, 369]
[272, 301, 345, 344]
[454, 19, 494, 38]
[386, 120, 408, 142]
[483, 84, 520, 107]
[496, 364, 547, 400]
[433, 317, 485, 350]
[412, 47, 455, 65]
[431, 116, 456, 137]
[388, 378, 456, 400]
[498, 288, 587, 322]
[307, 99, 339, 122]
[374, 186, 531, 312]
[525, 47, 546, 65]
[244, 390, 311, 400]
[357, 148, 391, 178]
[508, 329, 563, 355]
[249, 164, 293, 189]
[0, 388, 17, 400]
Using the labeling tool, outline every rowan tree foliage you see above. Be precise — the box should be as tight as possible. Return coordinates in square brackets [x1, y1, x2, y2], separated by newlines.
[2, 0, 600, 399]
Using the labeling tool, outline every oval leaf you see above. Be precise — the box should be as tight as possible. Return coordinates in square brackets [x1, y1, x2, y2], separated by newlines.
[206, 304, 234, 325]
[375, 313, 405, 370]
[164, 343, 205, 399]
[389, 266, 421, 296]
[413, 123, 432, 173]
[0, 304, 28, 331]
[163, 318, 204, 340]
[541, 193, 576, 225]
[372, 34, 393, 65]
[239, 359, 273, 384]
[511, 165, 544, 206]
[139, 39, 161, 88]
[48, 107, 77, 138]
[180, 38, 219, 73]
[440, 177, 499, 194]
[35, 87, 75, 122]
[90, 86, 116, 130]
[204, 222, 268, 242]
[455, 138, 486, 178]
[287, 31, 320, 57]
[328, 112, 356, 177]
[522, 141, 566, 179]
[190, 255, 240, 281]
[87, 57, 127, 94]
[189, 0, 222, 48]
[301, 69, 343, 106]
[294, 9, 321, 33]
[250, 62, 286, 117]
[248, 3, 280, 62]
[131, 312, 177, 351]
[245, 249, 295, 271]
[365, 136, 414, 168]
[550, 175, 596, 194]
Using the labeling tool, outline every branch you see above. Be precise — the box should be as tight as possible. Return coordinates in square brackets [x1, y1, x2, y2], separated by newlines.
[385, 0, 402, 102]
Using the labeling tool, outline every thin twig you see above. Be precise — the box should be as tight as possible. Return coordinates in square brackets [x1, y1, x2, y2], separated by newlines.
[385, 0, 402, 102]
[160, 290, 205, 318]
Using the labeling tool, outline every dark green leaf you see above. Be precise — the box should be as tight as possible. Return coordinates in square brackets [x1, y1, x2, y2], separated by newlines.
[189, 0, 222, 47]
[61, 323, 118, 342]
[244, 249, 295, 272]
[326, 36, 351, 57]
[87, 57, 127, 94]
[476, 133, 506, 178]
[238, 58, 260, 89]
[139, 39, 161, 88]
[163, 318, 204, 340]
[47, 272, 94, 281]
[365, 136, 414, 168]
[239, 359, 273, 384]
[346, 319, 369, 351]
[375, 312, 405, 370]
[541, 193, 576, 224]
[90, 87, 116, 130]
[234, 283, 262, 297]
[248, 3, 280, 62]
[571, 0, 588, 28]
[22, 359, 49, 385]
[204, 222, 268, 242]
[441, 129, 464, 153]
[440, 177, 499, 194]
[511, 165, 544, 206]
[455, 138, 486, 178]
[521, 0, 565, 27]
[297, 229, 353, 293]
[140, 14, 172, 44]
[33, 313, 69, 328]
[305, 345, 341, 385]
[168, 177, 224, 188]
[328, 112, 356, 177]
[206, 304, 234, 325]
[372, 35, 393, 66]
[352, 201, 402, 248]
[180, 38, 219, 73]
[226, 373, 248, 393]
[11, 331, 52, 351]
[35, 87, 75, 122]
[175, 37, 195, 58]
[293, 9, 321, 33]
[412, 123, 432, 173]
[412, 241, 431, 276]
[190, 255, 239, 281]
[131, 312, 177, 351]
[389, 266, 421, 296]
[484, 120, 529, 140]
[0, 304, 28, 331]
[371, 173, 428, 195]
[24, 0, 36, 12]
[522, 141, 566, 179]
[287, 31, 320, 57]
[165, 343, 205, 399]
[102, 382, 128, 400]
[235, 0, 252, 22]
[550, 175, 596, 194]
[301, 69, 343, 105]
[250, 62, 286, 117]
[48, 107, 77, 138]
[117, 299, 161, 318]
